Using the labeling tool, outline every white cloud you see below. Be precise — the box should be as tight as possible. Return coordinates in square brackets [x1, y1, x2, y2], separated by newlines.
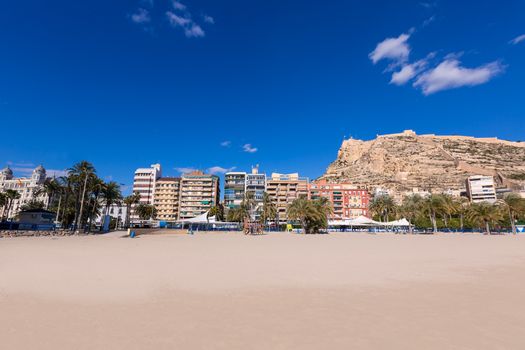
[510, 34, 525, 45]
[422, 15, 435, 27]
[185, 24, 205, 38]
[420, 2, 437, 9]
[243, 144, 258, 153]
[172, 1, 187, 11]
[369, 32, 412, 64]
[207, 166, 236, 175]
[166, 11, 205, 38]
[203, 15, 215, 24]
[175, 167, 198, 174]
[220, 141, 231, 147]
[390, 54, 434, 85]
[413, 59, 505, 95]
[131, 8, 151, 24]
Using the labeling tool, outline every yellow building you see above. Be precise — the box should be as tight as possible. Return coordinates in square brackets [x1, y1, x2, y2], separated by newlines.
[266, 173, 309, 223]
[154, 177, 181, 221]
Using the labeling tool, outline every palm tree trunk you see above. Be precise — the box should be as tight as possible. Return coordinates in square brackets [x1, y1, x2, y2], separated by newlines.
[76, 174, 89, 231]
[509, 209, 516, 235]
[55, 195, 62, 228]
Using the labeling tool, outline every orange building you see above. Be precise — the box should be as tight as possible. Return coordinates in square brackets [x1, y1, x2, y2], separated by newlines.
[308, 180, 370, 220]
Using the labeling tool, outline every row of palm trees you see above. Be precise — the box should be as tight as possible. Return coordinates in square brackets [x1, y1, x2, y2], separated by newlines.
[369, 193, 525, 234]
[0, 161, 145, 232]
[223, 193, 333, 234]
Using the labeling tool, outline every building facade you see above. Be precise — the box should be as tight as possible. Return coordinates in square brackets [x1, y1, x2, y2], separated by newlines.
[178, 171, 220, 220]
[308, 180, 371, 219]
[224, 166, 267, 211]
[0, 165, 49, 220]
[154, 177, 181, 221]
[131, 164, 162, 220]
[224, 172, 246, 209]
[94, 203, 128, 229]
[266, 173, 309, 223]
[246, 166, 266, 203]
[466, 175, 497, 203]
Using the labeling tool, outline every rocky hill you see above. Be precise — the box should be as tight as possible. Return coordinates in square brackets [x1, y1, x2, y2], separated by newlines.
[321, 130, 525, 196]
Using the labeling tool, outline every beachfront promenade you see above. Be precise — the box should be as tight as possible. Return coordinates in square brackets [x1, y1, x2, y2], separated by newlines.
[2, 232, 525, 349]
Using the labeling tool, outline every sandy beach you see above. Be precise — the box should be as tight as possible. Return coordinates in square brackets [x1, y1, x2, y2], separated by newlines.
[1, 232, 525, 349]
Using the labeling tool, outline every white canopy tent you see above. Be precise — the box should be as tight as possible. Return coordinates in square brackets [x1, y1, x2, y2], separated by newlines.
[328, 216, 411, 228]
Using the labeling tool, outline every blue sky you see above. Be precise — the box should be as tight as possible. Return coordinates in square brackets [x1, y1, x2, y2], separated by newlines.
[1, 0, 524, 193]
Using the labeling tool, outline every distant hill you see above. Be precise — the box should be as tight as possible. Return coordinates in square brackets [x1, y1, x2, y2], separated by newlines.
[321, 130, 525, 196]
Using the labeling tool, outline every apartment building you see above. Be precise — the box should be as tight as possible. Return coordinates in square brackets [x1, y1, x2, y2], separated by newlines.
[266, 173, 309, 223]
[308, 180, 370, 219]
[131, 164, 162, 221]
[0, 165, 49, 220]
[246, 166, 266, 203]
[224, 166, 267, 210]
[224, 172, 246, 209]
[178, 171, 220, 220]
[154, 177, 181, 221]
[466, 175, 497, 203]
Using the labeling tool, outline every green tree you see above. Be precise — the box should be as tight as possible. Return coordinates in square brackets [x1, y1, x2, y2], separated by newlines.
[287, 195, 332, 234]
[135, 204, 157, 221]
[0, 192, 6, 219]
[2, 189, 21, 221]
[260, 192, 277, 226]
[498, 193, 525, 234]
[208, 204, 225, 221]
[34, 177, 61, 209]
[369, 194, 397, 222]
[123, 192, 141, 228]
[399, 194, 424, 233]
[467, 202, 503, 235]
[20, 199, 45, 211]
[422, 194, 445, 233]
[68, 161, 96, 230]
[101, 181, 123, 215]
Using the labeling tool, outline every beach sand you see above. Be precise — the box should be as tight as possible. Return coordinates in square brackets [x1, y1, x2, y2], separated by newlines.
[1, 232, 525, 349]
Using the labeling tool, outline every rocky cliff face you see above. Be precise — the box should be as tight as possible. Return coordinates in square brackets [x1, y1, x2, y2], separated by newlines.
[321, 130, 525, 195]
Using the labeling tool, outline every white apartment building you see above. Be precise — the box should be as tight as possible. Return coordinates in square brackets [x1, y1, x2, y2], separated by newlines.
[0, 165, 49, 220]
[466, 175, 497, 203]
[131, 164, 162, 220]
[224, 166, 267, 210]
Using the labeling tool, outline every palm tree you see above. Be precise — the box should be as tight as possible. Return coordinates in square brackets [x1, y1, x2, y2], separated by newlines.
[34, 178, 60, 209]
[400, 194, 424, 234]
[68, 161, 95, 230]
[208, 204, 225, 221]
[123, 192, 141, 228]
[440, 194, 456, 229]
[2, 189, 21, 221]
[135, 204, 157, 221]
[370, 194, 397, 222]
[0, 192, 7, 221]
[422, 194, 445, 233]
[260, 192, 277, 227]
[287, 195, 311, 232]
[467, 202, 503, 235]
[101, 181, 123, 215]
[20, 199, 45, 211]
[453, 197, 471, 232]
[498, 193, 525, 234]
